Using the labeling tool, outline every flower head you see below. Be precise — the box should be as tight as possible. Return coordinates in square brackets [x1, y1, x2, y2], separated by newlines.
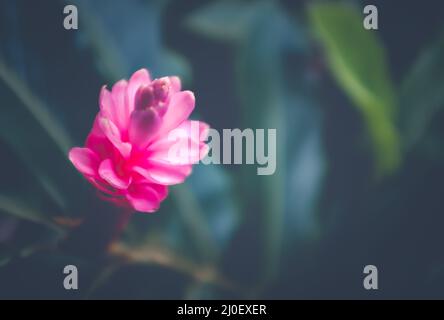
[69, 69, 209, 212]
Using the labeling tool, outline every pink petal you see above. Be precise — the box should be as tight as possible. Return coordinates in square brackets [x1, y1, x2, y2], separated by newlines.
[127, 69, 151, 114]
[85, 116, 113, 158]
[98, 117, 132, 158]
[134, 85, 155, 110]
[98, 159, 131, 189]
[169, 76, 181, 92]
[111, 80, 130, 131]
[132, 161, 192, 185]
[148, 120, 209, 164]
[157, 91, 195, 136]
[126, 183, 167, 213]
[149, 135, 201, 165]
[150, 183, 169, 202]
[152, 78, 170, 102]
[86, 176, 121, 196]
[128, 108, 162, 150]
[69, 147, 100, 177]
[198, 122, 210, 141]
[86, 133, 114, 160]
[89, 114, 106, 138]
[176, 120, 210, 143]
[99, 86, 118, 123]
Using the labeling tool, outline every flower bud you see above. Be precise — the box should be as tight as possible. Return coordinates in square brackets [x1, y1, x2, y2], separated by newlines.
[134, 85, 155, 110]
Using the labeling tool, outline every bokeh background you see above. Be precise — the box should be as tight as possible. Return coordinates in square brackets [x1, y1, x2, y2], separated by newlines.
[1, 0, 444, 299]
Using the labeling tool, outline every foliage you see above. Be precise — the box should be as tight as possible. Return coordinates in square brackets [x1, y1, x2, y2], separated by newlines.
[0, 0, 444, 298]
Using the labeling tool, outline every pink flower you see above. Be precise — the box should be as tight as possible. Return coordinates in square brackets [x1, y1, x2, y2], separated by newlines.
[69, 69, 209, 213]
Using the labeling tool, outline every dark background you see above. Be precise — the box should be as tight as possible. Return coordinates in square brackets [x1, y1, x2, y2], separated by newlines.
[0, 0, 444, 299]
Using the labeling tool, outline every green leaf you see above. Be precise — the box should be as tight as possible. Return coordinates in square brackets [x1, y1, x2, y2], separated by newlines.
[399, 30, 444, 150]
[186, 0, 308, 51]
[232, 1, 299, 285]
[0, 58, 76, 213]
[108, 241, 236, 295]
[0, 195, 63, 233]
[0, 2, 111, 220]
[169, 165, 241, 263]
[72, 0, 191, 82]
[309, 3, 401, 176]
[0, 59, 72, 154]
[285, 95, 325, 241]
[185, 1, 262, 42]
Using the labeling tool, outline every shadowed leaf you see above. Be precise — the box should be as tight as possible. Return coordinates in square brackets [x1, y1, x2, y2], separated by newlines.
[399, 30, 444, 150]
[309, 3, 400, 176]
[0, 195, 63, 233]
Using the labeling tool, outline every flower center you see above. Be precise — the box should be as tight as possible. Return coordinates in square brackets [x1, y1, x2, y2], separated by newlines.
[134, 78, 170, 111]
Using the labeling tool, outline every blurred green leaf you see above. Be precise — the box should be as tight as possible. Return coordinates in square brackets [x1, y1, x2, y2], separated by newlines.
[169, 184, 218, 262]
[169, 165, 240, 262]
[109, 242, 235, 291]
[0, 218, 60, 269]
[89, 242, 218, 299]
[185, 1, 261, 42]
[285, 95, 325, 240]
[0, 59, 72, 153]
[72, 0, 191, 82]
[188, 0, 318, 286]
[399, 30, 444, 150]
[309, 3, 400, 176]
[0, 57, 87, 215]
[231, 1, 305, 286]
[0, 195, 62, 233]
[236, 16, 285, 285]
[186, 0, 307, 50]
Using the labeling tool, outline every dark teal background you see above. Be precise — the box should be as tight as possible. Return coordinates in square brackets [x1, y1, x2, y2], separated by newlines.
[1, 0, 444, 299]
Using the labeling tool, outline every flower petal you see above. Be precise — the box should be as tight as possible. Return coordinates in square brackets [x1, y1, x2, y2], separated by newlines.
[157, 91, 195, 136]
[148, 120, 209, 164]
[169, 76, 181, 93]
[86, 176, 121, 196]
[98, 159, 131, 189]
[98, 117, 132, 158]
[132, 161, 192, 185]
[149, 136, 201, 165]
[99, 86, 118, 123]
[86, 133, 114, 160]
[126, 183, 166, 213]
[111, 80, 130, 131]
[150, 183, 169, 202]
[128, 108, 162, 150]
[69, 147, 100, 177]
[176, 120, 210, 143]
[84, 115, 114, 159]
[127, 69, 151, 114]
[89, 114, 106, 137]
